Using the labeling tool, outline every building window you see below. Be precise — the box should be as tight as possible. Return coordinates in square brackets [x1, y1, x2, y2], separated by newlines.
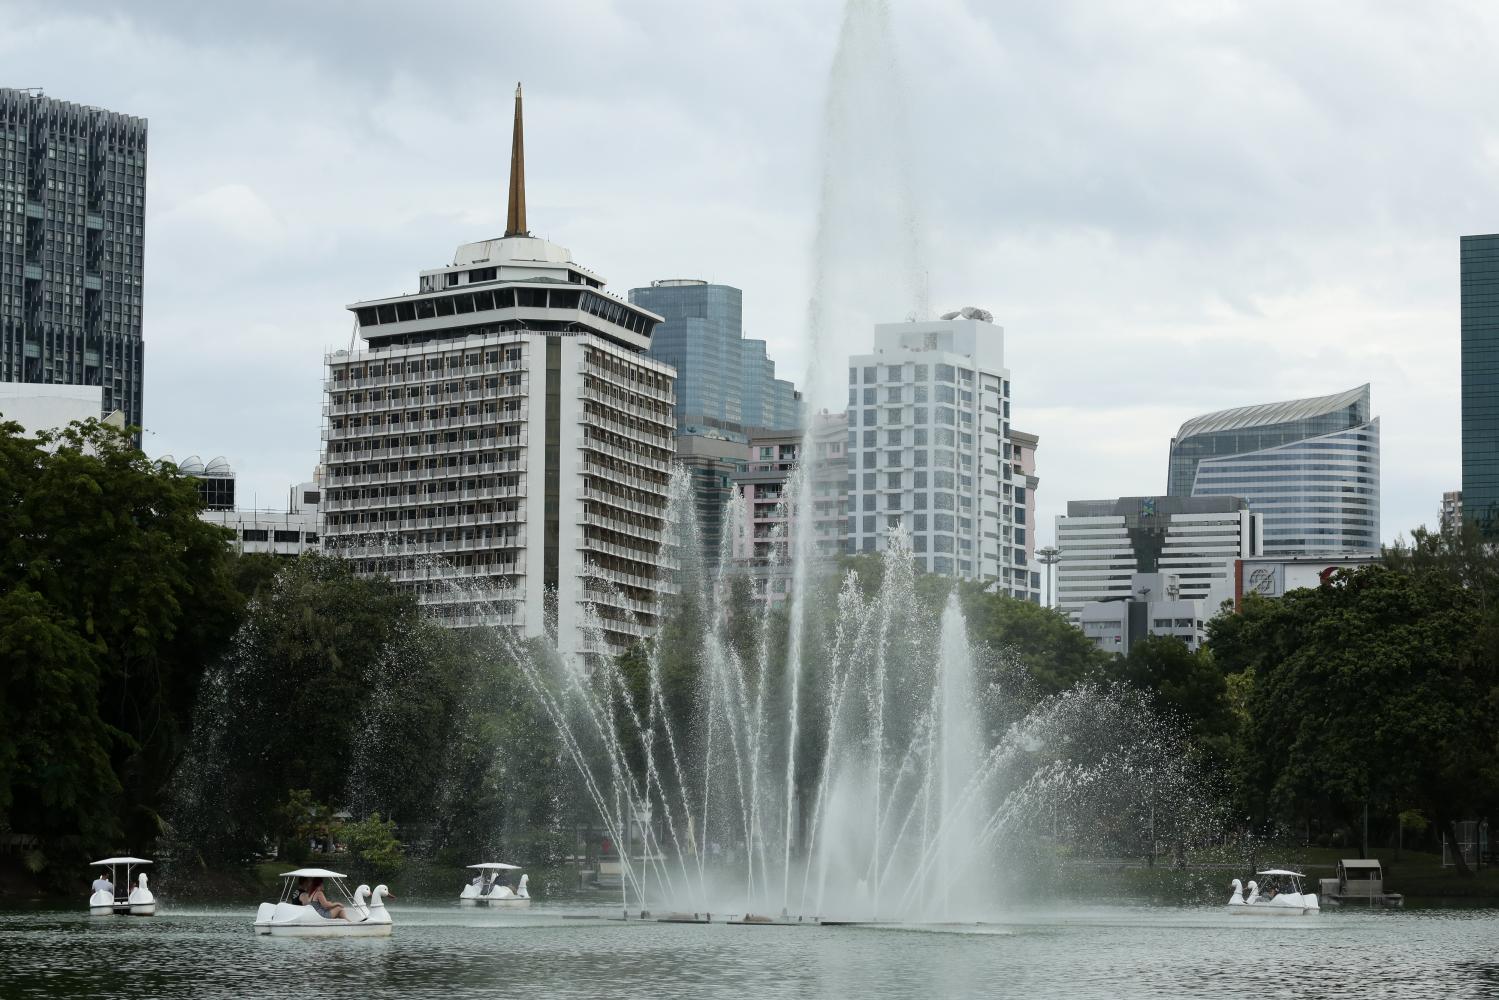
[241, 529, 269, 542]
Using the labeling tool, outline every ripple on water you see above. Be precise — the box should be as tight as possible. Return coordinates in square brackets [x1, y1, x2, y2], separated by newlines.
[0, 904, 1494, 999]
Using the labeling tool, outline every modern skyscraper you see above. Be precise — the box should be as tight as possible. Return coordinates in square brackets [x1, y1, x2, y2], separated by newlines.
[846, 308, 1039, 601]
[628, 279, 800, 567]
[1167, 385, 1380, 556]
[321, 86, 676, 657]
[1055, 495, 1262, 622]
[628, 280, 800, 437]
[1462, 234, 1499, 533]
[0, 89, 147, 434]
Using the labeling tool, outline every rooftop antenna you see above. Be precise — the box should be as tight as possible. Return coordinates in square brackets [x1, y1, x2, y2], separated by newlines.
[504, 83, 529, 237]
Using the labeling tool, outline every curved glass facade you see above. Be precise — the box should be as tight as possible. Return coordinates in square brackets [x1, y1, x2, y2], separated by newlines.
[1168, 386, 1380, 555]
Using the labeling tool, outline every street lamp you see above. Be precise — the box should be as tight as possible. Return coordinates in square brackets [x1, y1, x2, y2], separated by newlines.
[1036, 545, 1060, 609]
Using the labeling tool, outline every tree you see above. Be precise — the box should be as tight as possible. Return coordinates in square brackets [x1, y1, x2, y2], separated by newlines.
[1114, 636, 1234, 764]
[952, 582, 1111, 699]
[0, 419, 246, 867]
[0, 588, 123, 866]
[173, 556, 566, 866]
[1212, 566, 1499, 865]
[342, 813, 404, 875]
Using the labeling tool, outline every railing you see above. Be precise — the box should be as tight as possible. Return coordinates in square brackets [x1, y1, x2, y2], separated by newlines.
[581, 511, 663, 544]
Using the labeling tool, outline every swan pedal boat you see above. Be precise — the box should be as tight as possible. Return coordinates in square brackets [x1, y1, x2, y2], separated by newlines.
[460, 863, 530, 907]
[89, 857, 156, 916]
[1227, 870, 1320, 916]
[255, 868, 394, 937]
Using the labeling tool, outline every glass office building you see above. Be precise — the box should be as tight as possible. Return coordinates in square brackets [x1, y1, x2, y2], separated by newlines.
[629, 280, 800, 570]
[0, 89, 147, 435]
[1462, 234, 1499, 534]
[1167, 385, 1380, 556]
[629, 280, 799, 436]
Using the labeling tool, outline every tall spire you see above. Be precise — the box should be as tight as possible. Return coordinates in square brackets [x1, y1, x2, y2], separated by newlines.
[504, 82, 528, 238]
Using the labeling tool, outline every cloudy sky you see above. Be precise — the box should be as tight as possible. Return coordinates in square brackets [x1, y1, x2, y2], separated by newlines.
[4, 0, 1489, 543]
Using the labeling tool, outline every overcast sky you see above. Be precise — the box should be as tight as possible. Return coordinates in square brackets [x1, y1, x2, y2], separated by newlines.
[4, 0, 1489, 544]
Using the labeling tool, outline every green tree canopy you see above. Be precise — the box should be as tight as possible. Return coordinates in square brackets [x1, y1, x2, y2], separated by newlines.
[1209, 565, 1499, 863]
[0, 419, 244, 867]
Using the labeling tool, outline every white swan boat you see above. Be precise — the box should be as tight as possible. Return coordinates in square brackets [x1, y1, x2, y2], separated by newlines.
[1227, 870, 1320, 915]
[88, 857, 155, 916]
[254, 867, 394, 936]
[459, 863, 530, 907]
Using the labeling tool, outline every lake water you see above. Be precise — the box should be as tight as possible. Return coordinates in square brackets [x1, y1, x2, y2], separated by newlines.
[2, 901, 1497, 998]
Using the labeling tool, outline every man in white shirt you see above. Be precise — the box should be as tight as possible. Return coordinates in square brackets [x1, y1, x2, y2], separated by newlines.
[91, 874, 113, 897]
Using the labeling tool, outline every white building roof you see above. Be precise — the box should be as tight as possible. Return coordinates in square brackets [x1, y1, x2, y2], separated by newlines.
[1174, 384, 1369, 441]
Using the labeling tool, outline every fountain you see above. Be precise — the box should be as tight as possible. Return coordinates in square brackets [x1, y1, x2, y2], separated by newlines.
[415, 0, 1216, 921]
[164, 0, 1217, 921]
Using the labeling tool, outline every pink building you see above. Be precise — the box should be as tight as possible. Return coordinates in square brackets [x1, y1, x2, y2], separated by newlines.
[1010, 429, 1041, 601]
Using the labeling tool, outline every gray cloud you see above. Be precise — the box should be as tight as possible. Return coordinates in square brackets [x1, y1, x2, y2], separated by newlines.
[0, 0, 1475, 544]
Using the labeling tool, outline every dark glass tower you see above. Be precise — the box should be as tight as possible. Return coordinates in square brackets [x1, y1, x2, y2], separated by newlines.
[1462, 234, 1499, 534]
[628, 279, 800, 570]
[629, 279, 799, 436]
[0, 89, 147, 434]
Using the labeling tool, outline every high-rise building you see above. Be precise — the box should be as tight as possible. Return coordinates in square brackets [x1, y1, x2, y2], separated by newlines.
[628, 279, 799, 437]
[1441, 490, 1463, 533]
[627, 279, 800, 569]
[1167, 385, 1380, 556]
[1462, 234, 1499, 533]
[729, 411, 848, 601]
[1, 89, 147, 434]
[846, 308, 1038, 601]
[321, 87, 676, 657]
[1055, 495, 1261, 622]
[1010, 429, 1042, 601]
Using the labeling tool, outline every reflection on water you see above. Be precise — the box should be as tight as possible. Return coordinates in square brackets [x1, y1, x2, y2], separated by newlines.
[0, 903, 1493, 999]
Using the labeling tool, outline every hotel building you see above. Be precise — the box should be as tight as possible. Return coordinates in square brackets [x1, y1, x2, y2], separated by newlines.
[320, 87, 676, 656]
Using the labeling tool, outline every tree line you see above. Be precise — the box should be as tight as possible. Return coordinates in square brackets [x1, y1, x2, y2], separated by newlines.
[4, 417, 1496, 883]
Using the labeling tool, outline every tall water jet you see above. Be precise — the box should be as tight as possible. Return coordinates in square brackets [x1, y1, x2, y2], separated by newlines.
[804, 0, 928, 413]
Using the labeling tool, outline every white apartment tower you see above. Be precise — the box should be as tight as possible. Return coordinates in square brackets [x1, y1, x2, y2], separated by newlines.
[320, 87, 676, 657]
[847, 308, 1040, 601]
